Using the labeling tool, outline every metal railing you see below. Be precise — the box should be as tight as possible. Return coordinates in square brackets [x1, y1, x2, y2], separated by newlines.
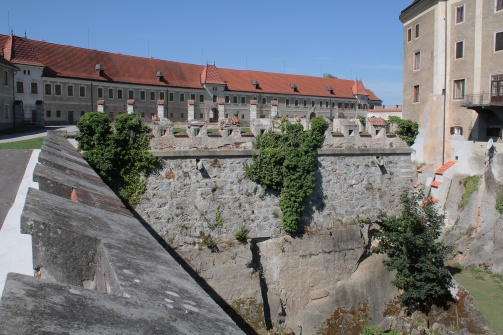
[462, 93, 494, 106]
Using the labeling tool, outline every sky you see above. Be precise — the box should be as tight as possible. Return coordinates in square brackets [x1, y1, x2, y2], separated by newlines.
[4, 1, 409, 105]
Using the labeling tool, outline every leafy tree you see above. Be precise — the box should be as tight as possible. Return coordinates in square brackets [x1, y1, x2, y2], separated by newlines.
[323, 73, 337, 79]
[373, 189, 454, 313]
[245, 117, 328, 233]
[76, 112, 159, 205]
[387, 116, 419, 146]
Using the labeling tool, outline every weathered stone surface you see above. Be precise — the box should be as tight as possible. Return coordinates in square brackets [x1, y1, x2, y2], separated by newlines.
[0, 273, 240, 335]
[0, 133, 244, 334]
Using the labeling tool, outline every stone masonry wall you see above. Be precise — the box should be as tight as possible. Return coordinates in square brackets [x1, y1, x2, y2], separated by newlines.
[135, 148, 415, 334]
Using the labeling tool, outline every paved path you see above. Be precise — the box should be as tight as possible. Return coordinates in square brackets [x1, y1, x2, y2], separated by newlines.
[0, 125, 78, 144]
[0, 150, 32, 230]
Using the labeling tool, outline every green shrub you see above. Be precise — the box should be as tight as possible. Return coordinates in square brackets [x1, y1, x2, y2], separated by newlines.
[76, 112, 159, 205]
[215, 210, 224, 226]
[387, 116, 419, 146]
[245, 117, 328, 233]
[361, 325, 399, 335]
[234, 225, 248, 243]
[496, 186, 503, 214]
[459, 175, 481, 209]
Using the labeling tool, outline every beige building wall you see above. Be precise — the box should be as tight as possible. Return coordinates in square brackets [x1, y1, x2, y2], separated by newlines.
[0, 64, 16, 129]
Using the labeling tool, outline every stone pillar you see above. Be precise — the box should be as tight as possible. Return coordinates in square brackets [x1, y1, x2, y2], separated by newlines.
[157, 100, 166, 120]
[218, 99, 225, 121]
[188, 100, 195, 121]
[97, 100, 105, 114]
[270, 100, 278, 118]
[250, 99, 257, 121]
[127, 99, 135, 114]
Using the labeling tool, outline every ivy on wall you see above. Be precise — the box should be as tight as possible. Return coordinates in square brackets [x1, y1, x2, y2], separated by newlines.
[245, 117, 328, 233]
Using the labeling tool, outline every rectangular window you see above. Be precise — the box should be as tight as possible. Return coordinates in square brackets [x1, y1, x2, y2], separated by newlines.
[159, 92, 165, 100]
[55, 84, 62, 96]
[56, 110, 61, 117]
[414, 51, 421, 70]
[413, 85, 420, 102]
[180, 93, 185, 102]
[286, 98, 290, 106]
[455, 41, 464, 59]
[303, 99, 307, 107]
[456, 5, 464, 23]
[294, 99, 299, 107]
[190, 93, 196, 101]
[169, 92, 174, 101]
[453, 79, 466, 99]
[181, 113, 184, 118]
[31, 83, 38, 94]
[338, 102, 343, 109]
[16, 81, 23, 93]
[3, 71, 7, 85]
[450, 126, 463, 135]
[199, 94, 205, 103]
[46, 110, 51, 118]
[140, 91, 146, 100]
[498, 0, 503, 11]
[326, 101, 329, 108]
[311, 100, 315, 107]
[67, 85, 74, 96]
[262, 97, 267, 105]
[108, 88, 114, 99]
[241, 96, 246, 104]
[213, 95, 217, 103]
[415, 24, 420, 38]
[407, 28, 412, 42]
[117, 89, 123, 99]
[97, 87, 103, 98]
[319, 101, 323, 108]
[150, 91, 156, 100]
[128, 90, 134, 99]
[225, 95, 230, 103]
[233, 96, 238, 104]
[4, 104, 9, 119]
[80, 86, 86, 97]
[81, 111, 85, 117]
[45, 83, 52, 95]
[496, 31, 503, 52]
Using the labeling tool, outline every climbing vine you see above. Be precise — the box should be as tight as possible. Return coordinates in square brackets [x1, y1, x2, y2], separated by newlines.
[387, 116, 419, 146]
[245, 117, 328, 233]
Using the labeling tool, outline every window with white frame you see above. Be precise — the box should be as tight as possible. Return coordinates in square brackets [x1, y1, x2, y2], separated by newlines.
[407, 28, 412, 42]
[233, 96, 238, 104]
[453, 79, 466, 99]
[285, 98, 290, 106]
[456, 5, 464, 24]
[140, 91, 146, 100]
[179, 93, 185, 102]
[455, 41, 464, 59]
[294, 99, 299, 107]
[97, 87, 103, 99]
[190, 93, 196, 101]
[16, 81, 23, 93]
[129, 90, 134, 99]
[415, 24, 420, 38]
[414, 51, 421, 70]
[80, 86, 86, 97]
[225, 95, 230, 103]
[67, 85, 74, 96]
[45, 83, 52, 95]
[199, 94, 205, 103]
[303, 99, 307, 107]
[55, 84, 62, 96]
[496, 31, 503, 52]
[450, 126, 463, 135]
[497, 0, 503, 11]
[117, 89, 123, 99]
[262, 97, 267, 105]
[151, 91, 156, 101]
[31, 83, 38, 94]
[108, 88, 114, 99]
[241, 96, 246, 104]
[160, 92, 165, 100]
[169, 92, 174, 101]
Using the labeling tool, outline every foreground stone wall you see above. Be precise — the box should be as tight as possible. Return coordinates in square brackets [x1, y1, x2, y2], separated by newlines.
[0, 132, 243, 334]
[135, 147, 415, 334]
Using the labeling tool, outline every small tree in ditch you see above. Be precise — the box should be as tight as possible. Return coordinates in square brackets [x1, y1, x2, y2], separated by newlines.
[373, 189, 454, 313]
[245, 116, 328, 233]
[387, 116, 419, 146]
[76, 112, 159, 205]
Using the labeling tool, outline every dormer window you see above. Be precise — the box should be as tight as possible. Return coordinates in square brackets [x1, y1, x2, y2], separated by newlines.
[326, 86, 334, 94]
[290, 83, 298, 92]
[156, 71, 164, 82]
[95, 64, 104, 76]
[251, 80, 260, 89]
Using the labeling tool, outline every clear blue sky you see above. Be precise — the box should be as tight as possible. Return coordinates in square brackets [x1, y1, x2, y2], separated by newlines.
[4, 1, 409, 105]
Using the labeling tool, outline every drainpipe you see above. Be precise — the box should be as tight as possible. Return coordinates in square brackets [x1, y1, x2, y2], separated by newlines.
[90, 82, 93, 113]
[442, 1, 448, 165]
[12, 68, 18, 128]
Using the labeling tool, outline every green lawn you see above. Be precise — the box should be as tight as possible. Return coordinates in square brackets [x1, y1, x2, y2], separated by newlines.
[0, 137, 45, 149]
[0, 125, 44, 136]
[240, 127, 251, 133]
[451, 266, 503, 334]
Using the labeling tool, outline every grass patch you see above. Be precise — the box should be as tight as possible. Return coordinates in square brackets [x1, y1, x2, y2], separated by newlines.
[207, 128, 219, 133]
[496, 186, 503, 214]
[452, 267, 503, 334]
[0, 125, 44, 136]
[0, 137, 45, 149]
[173, 128, 186, 133]
[240, 127, 251, 133]
[459, 175, 481, 209]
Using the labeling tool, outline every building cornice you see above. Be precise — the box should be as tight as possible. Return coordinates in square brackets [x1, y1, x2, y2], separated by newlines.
[400, 0, 443, 23]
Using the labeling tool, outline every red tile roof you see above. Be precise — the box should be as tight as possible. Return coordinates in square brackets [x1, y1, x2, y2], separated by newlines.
[201, 64, 226, 85]
[352, 80, 368, 96]
[435, 160, 457, 175]
[0, 34, 382, 101]
[417, 163, 433, 173]
[367, 116, 387, 127]
[3, 35, 44, 67]
[367, 108, 402, 113]
[0, 55, 19, 70]
[430, 181, 442, 188]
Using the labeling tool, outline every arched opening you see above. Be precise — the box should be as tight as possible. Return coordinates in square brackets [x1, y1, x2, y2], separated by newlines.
[309, 112, 316, 120]
[210, 108, 218, 123]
